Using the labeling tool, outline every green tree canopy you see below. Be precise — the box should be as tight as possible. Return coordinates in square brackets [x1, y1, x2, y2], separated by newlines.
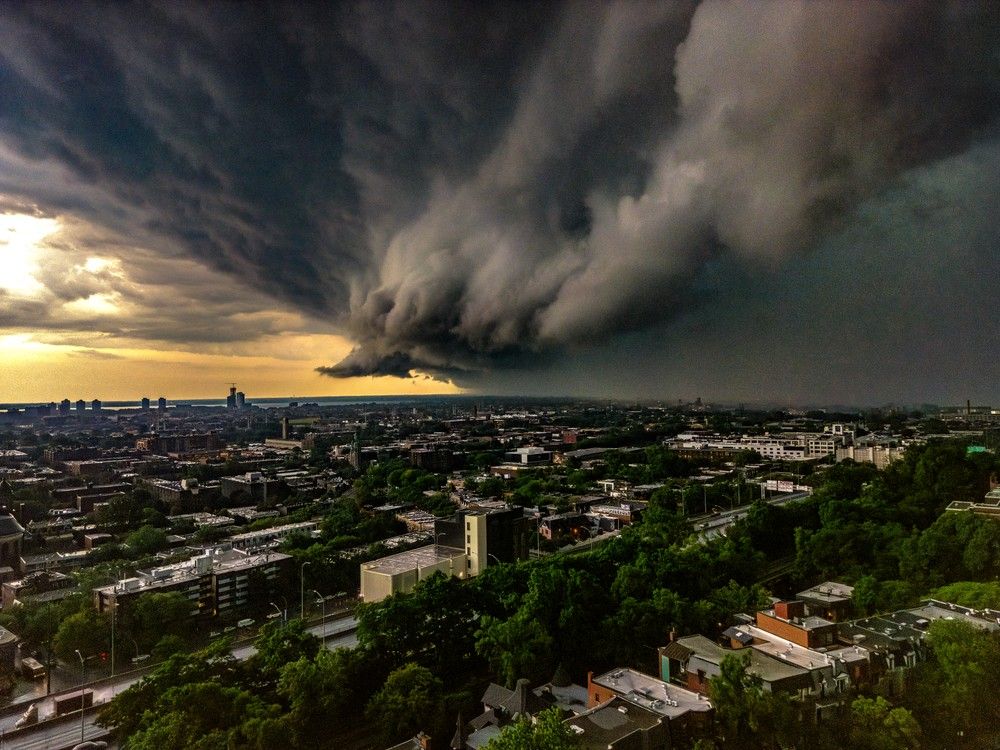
[365, 662, 444, 744]
[484, 707, 577, 750]
[849, 696, 922, 750]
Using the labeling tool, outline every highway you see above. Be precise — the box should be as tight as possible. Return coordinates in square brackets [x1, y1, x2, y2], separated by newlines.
[0, 617, 358, 749]
[693, 490, 811, 542]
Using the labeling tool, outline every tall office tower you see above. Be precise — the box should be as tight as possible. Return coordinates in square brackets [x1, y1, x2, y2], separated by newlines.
[91, 399, 101, 413]
[141, 397, 150, 410]
[236, 391, 246, 409]
[227, 385, 237, 410]
[59, 399, 71, 414]
[158, 397, 167, 411]
[75, 399, 86, 413]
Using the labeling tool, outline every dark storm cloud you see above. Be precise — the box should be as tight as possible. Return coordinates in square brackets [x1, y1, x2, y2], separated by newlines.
[1, 1, 999, 388]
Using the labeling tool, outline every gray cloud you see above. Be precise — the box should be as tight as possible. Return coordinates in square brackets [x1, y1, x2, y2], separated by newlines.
[1, 1, 999, 397]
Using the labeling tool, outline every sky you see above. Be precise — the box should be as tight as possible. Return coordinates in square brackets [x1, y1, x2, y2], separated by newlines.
[1, 1, 999, 406]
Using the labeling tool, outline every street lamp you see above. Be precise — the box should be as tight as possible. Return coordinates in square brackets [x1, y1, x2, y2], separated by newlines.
[486, 553, 502, 568]
[269, 602, 286, 624]
[74, 649, 86, 743]
[310, 589, 326, 640]
[300, 561, 311, 619]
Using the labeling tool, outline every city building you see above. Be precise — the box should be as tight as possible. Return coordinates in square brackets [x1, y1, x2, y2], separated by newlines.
[796, 581, 855, 622]
[2, 570, 76, 608]
[661, 635, 813, 696]
[0, 512, 25, 571]
[219, 472, 286, 504]
[229, 521, 319, 551]
[834, 445, 905, 469]
[668, 431, 848, 462]
[75, 399, 86, 414]
[158, 396, 167, 411]
[91, 399, 101, 412]
[93, 546, 292, 622]
[754, 600, 838, 649]
[360, 544, 466, 603]
[140, 397, 150, 410]
[142, 478, 222, 515]
[587, 668, 714, 744]
[433, 506, 533, 574]
[503, 446, 552, 465]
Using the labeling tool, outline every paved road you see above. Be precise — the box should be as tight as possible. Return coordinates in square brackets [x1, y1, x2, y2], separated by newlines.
[0, 617, 359, 746]
[694, 491, 811, 542]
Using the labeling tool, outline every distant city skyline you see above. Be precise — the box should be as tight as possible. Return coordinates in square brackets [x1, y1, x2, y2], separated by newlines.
[1, 3, 999, 405]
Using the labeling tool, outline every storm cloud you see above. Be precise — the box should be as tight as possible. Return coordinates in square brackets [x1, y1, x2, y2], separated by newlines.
[1, 1, 999, 393]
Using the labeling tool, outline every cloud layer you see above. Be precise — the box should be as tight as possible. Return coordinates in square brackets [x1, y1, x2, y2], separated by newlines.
[1, 1, 999, 397]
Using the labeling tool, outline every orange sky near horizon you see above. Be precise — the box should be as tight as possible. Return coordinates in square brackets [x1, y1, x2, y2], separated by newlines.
[0, 211, 462, 403]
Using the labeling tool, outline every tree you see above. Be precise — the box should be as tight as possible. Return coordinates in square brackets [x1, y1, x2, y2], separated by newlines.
[708, 652, 797, 749]
[100, 493, 145, 530]
[130, 592, 195, 650]
[98, 639, 240, 738]
[922, 618, 1000, 732]
[849, 696, 922, 750]
[484, 707, 577, 750]
[53, 609, 110, 662]
[126, 525, 169, 555]
[366, 663, 444, 744]
[120, 680, 282, 750]
[249, 620, 320, 680]
[928, 580, 1000, 609]
[475, 610, 553, 687]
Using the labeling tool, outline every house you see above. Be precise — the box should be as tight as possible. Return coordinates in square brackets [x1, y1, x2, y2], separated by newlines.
[796, 581, 855, 622]
[660, 635, 814, 696]
[754, 600, 838, 648]
[722, 623, 855, 699]
[587, 668, 713, 746]
[565, 696, 670, 750]
[451, 679, 549, 749]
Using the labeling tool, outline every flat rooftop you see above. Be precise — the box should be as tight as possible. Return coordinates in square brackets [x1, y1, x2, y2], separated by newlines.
[567, 697, 661, 749]
[677, 635, 810, 685]
[592, 668, 711, 719]
[361, 544, 464, 576]
[730, 625, 834, 672]
[797, 581, 854, 604]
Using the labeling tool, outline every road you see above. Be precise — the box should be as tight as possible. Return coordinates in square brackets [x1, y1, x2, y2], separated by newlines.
[694, 491, 811, 542]
[0, 617, 358, 748]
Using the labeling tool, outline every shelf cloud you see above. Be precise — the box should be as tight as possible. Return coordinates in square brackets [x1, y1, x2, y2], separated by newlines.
[1, 1, 998, 393]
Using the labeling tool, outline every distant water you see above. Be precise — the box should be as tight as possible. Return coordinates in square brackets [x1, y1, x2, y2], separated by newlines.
[1, 394, 490, 411]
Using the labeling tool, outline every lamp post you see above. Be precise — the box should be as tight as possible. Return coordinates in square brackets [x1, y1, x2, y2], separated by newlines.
[109, 598, 116, 681]
[269, 602, 286, 624]
[74, 649, 86, 743]
[311, 590, 326, 640]
[300, 561, 311, 620]
[486, 553, 502, 568]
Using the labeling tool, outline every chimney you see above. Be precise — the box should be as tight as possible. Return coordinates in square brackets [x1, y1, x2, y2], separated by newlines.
[281, 417, 290, 440]
[968, 399, 972, 415]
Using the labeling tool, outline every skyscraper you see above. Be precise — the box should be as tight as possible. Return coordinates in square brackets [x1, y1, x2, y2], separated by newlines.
[141, 397, 150, 410]
[158, 397, 167, 411]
